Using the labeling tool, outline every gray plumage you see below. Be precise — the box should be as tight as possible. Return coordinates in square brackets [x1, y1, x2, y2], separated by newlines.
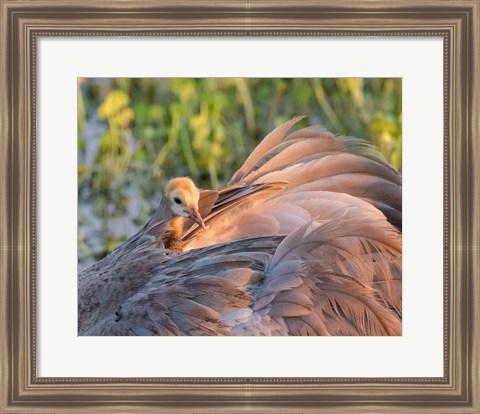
[79, 117, 402, 336]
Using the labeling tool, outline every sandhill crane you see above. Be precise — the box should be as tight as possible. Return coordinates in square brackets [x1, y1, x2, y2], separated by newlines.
[78, 116, 402, 336]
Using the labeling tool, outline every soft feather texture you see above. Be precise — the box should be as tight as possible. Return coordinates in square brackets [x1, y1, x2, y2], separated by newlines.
[79, 117, 402, 336]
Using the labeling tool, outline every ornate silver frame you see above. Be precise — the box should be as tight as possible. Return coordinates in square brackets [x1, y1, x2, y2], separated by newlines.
[1, 1, 479, 412]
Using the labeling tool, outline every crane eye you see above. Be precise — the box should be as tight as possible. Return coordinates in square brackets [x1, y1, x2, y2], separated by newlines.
[173, 197, 182, 205]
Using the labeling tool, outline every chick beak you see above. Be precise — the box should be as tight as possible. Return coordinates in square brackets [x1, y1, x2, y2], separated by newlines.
[188, 207, 205, 229]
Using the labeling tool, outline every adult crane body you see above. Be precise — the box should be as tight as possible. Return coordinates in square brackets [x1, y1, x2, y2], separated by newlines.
[79, 117, 402, 336]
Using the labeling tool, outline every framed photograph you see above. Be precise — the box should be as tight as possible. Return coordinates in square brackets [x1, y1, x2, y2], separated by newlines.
[1, 1, 479, 412]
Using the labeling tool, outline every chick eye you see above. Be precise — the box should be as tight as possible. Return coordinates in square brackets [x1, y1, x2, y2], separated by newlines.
[173, 197, 182, 205]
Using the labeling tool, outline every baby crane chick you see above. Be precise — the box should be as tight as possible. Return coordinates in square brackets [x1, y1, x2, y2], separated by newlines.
[163, 177, 205, 253]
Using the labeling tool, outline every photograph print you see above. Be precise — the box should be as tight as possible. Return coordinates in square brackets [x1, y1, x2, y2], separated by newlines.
[77, 78, 402, 336]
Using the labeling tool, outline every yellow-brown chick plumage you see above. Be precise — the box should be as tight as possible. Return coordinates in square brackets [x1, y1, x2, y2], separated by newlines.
[163, 177, 204, 253]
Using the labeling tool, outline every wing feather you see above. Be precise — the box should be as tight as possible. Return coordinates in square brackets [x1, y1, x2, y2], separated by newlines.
[230, 116, 305, 183]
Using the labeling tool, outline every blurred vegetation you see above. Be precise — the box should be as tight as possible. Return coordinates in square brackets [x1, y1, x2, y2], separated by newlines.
[78, 78, 402, 270]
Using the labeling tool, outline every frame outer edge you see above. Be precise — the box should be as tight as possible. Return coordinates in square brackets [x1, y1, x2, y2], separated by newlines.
[1, 0, 480, 413]
[468, 1, 479, 412]
[451, 3, 479, 410]
[0, 1, 11, 413]
[0, 1, 20, 411]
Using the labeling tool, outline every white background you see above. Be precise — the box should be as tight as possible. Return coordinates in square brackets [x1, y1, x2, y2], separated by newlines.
[38, 38, 444, 377]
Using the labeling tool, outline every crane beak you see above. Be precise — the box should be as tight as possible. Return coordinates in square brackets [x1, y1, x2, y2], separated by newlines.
[188, 207, 206, 229]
